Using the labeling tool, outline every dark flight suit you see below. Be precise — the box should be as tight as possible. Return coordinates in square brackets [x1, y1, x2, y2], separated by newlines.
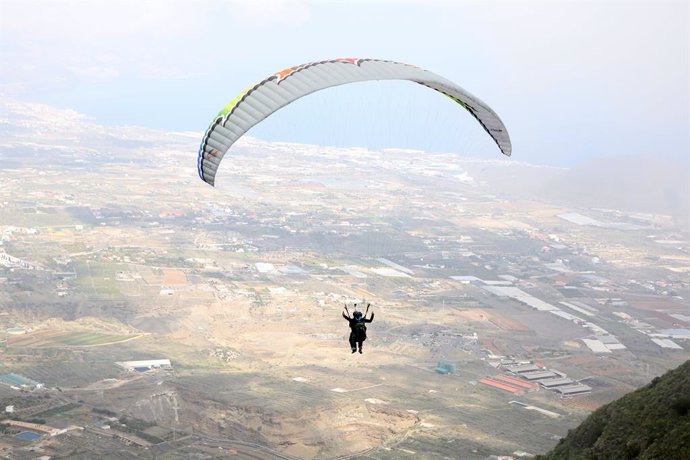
[343, 312, 374, 353]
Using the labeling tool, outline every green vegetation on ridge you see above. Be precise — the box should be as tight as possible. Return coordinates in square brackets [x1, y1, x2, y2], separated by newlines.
[538, 360, 690, 460]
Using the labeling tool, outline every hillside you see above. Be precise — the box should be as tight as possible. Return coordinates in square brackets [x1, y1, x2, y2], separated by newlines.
[538, 360, 690, 460]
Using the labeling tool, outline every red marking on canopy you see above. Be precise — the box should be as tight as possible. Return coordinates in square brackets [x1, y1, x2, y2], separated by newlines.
[336, 58, 361, 65]
[275, 66, 299, 82]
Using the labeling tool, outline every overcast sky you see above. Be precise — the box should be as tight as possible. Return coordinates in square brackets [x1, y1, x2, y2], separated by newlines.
[1, 0, 688, 167]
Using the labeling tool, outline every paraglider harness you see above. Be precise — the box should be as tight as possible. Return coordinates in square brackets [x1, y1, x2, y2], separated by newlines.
[352, 312, 368, 338]
[346, 304, 370, 340]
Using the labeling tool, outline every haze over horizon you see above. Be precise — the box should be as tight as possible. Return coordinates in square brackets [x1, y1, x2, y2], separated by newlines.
[1, 0, 688, 168]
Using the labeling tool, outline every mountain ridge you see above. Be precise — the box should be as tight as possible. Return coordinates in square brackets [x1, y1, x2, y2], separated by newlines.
[538, 359, 690, 460]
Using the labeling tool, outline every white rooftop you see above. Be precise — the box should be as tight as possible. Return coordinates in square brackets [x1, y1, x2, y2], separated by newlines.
[651, 338, 683, 349]
[582, 339, 612, 354]
[116, 359, 171, 369]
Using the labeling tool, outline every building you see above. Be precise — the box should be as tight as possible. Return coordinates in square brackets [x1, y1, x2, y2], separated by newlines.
[520, 371, 559, 380]
[494, 375, 539, 391]
[504, 364, 541, 374]
[658, 329, 690, 340]
[555, 384, 592, 396]
[479, 378, 522, 394]
[115, 359, 172, 372]
[581, 338, 612, 354]
[651, 338, 683, 349]
[0, 373, 43, 390]
[435, 361, 456, 374]
[538, 377, 575, 388]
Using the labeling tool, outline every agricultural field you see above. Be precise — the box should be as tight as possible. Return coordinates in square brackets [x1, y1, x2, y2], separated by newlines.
[73, 261, 125, 301]
[8, 330, 139, 348]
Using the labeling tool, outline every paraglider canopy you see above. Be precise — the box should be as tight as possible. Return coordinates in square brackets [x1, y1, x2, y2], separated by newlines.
[198, 58, 511, 186]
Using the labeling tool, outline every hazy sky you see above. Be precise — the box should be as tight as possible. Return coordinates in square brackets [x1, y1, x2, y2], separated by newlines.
[1, 0, 688, 167]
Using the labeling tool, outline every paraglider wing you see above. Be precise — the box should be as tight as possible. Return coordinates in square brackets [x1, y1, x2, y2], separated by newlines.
[198, 58, 511, 186]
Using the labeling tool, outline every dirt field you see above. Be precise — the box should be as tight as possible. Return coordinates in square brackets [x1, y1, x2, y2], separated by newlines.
[456, 308, 531, 331]
[162, 269, 187, 285]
